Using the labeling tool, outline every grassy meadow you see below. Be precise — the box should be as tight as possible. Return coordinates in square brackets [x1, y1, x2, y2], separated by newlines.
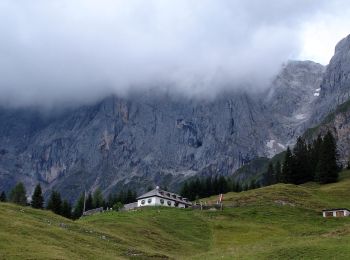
[1, 171, 350, 259]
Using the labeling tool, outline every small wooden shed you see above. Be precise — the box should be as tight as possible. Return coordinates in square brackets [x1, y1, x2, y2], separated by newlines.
[322, 208, 350, 218]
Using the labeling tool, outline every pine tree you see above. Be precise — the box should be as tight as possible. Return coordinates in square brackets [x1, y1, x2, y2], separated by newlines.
[205, 177, 213, 197]
[316, 131, 339, 184]
[264, 162, 275, 186]
[85, 193, 93, 210]
[93, 188, 105, 208]
[274, 161, 282, 183]
[293, 136, 311, 184]
[107, 193, 116, 208]
[180, 182, 190, 199]
[282, 147, 295, 183]
[126, 189, 133, 204]
[249, 180, 256, 190]
[47, 191, 62, 215]
[309, 135, 323, 179]
[218, 176, 228, 194]
[212, 176, 219, 195]
[231, 180, 239, 192]
[236, 182, 242, 192]
[73, 193, 85, 219]
[31, 184, 44, 209]
[0, 191, 6, 202]
[61, 200, 72, 219]
[9, 182, 27, 206]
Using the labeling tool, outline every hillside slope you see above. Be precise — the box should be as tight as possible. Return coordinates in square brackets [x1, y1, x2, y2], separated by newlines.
[1, 171, 350, 259]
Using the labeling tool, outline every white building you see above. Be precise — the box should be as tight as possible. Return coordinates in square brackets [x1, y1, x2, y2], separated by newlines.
[137, 186, 191, 208]
[322, 208, 350, 218]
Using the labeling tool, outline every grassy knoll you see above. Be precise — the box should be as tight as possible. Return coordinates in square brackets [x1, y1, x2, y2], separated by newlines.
[1, 171, 350, 259]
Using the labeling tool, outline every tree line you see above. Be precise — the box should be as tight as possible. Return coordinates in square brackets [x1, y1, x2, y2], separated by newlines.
[72, 189, 137, 218]
[180, 175, 260, 201]
[0, 183, 137, 220]
[263, 131, 340, 186]
[180, 131, 340, 201]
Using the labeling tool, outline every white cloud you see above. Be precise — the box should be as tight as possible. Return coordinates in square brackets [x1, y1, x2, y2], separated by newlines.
[299, 3, 350, 65]
[0, 0, 347, 107]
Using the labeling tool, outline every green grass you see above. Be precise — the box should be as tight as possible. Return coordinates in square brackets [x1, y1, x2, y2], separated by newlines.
[1, 171, 350, 259]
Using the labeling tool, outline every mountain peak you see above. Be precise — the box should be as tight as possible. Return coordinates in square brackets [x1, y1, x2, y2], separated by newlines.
[335, 34, 350, 54]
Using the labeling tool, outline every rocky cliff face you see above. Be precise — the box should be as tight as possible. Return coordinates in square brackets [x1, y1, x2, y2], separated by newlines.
[0, 93, 274, 200]
[1, 35, 350, 202]
[264, 60, 325, 152]
[311, 34, 350, 123]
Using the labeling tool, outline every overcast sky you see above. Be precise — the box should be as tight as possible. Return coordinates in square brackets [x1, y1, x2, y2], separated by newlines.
[0, 0, 350, 108]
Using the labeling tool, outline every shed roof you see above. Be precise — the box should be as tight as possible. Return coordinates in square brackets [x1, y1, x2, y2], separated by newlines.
[322, 208, 350, 212]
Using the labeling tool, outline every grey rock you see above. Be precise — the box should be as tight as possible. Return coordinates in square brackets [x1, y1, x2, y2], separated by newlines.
[1, 34, 350, 203]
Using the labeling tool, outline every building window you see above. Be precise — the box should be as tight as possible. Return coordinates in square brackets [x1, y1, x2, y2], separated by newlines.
[325, 211, 333, 217]
[141, 200, 145, 205]
[148, 198, 152, 204]
[160, 199, 164, 204]
[167, 201, 171, 206]
[174, 202, 179, 207]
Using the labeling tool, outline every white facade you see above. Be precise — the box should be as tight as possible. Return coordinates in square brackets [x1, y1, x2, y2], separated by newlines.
[322, 209, 350, 217]
[137, 196, 187, 208]
[137, 187, 191, 208]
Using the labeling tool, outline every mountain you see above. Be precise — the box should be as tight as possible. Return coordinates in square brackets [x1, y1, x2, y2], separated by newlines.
[1, 170, 350, 259]
[311, 34, 350, 123]
[302, 34, 350, 165]
[1, 35, 350, 202]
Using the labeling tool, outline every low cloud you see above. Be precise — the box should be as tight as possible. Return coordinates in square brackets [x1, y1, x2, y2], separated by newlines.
[0, 0, 348, 107]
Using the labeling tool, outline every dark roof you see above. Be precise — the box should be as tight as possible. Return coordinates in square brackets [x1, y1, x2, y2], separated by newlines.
[137, 187, 191, 205]
[322, 208, 350, 212]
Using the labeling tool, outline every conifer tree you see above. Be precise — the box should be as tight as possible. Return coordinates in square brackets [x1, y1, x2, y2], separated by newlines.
[205, 177, 213, 197]
[282, 147, 294, 183]
[249, 180, 256, 190]
[126, 189, 134, 204]
[93, 188, 104, 208]
[47, 190, 62, 215]
[293, 137, 311, 184]
[231, 180, 239, 192]
[61, 200, 72, 219]
[274, 161, 282, 183]
[9, 182, 27, 206]
[309, 135, 321, 178]
[264, 162, 275, 186]
[218, 176, 228, 194]
[73, 193, 85, 219]
[85, 193, 93, 210]
[0, 191, 6, 202]
[31, 184, 44, 209]
[212, 176, 219, 195]
[315, 131, 339, 184]
[236, 182, 243, 192]
[180, 182, 190, 199]
[107, 193, 115, 208]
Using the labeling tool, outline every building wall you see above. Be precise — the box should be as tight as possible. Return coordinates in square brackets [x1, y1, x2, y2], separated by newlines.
[137, 196, 187, 208]
[323, 210, 350, 217]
